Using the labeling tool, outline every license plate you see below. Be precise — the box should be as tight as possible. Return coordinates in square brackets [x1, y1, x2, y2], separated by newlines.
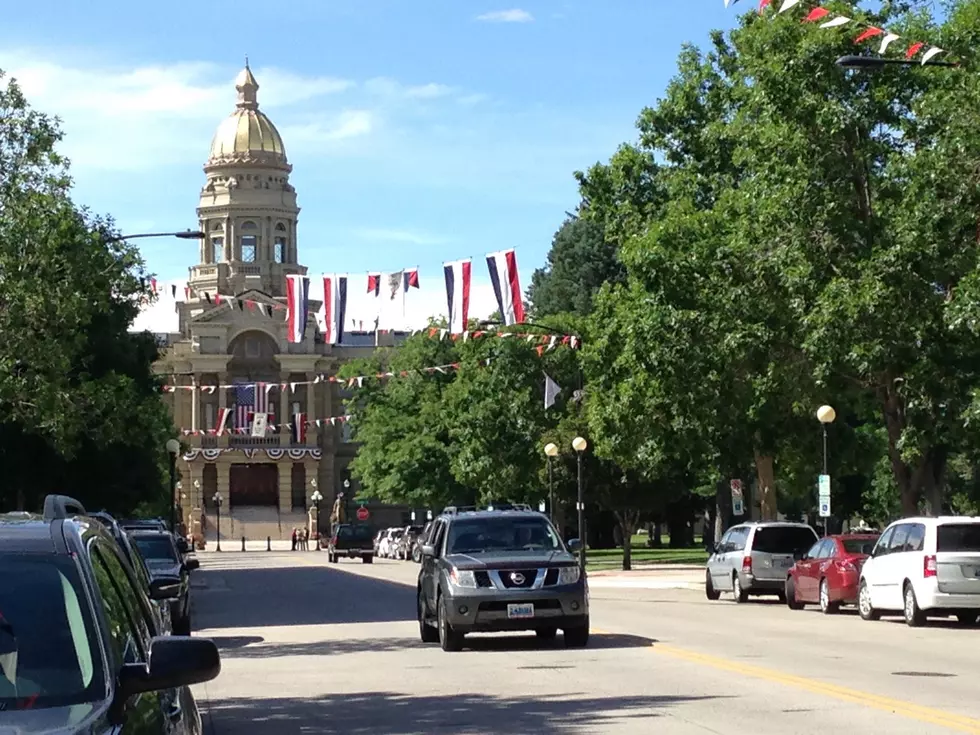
[507, 603, 534, 619]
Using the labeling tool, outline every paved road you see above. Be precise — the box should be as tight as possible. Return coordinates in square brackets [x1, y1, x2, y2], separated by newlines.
[190, 551, 980, 734]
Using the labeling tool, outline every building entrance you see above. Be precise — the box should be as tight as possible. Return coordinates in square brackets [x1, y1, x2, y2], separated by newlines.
[229, 463, 279, 506]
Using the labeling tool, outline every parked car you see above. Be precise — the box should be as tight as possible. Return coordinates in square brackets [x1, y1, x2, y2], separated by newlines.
[706, 521, 819, 603]
[120, 518, 169, 533]
[327, 523, 375, 563]
[412, 522, 433, 563]
[0, 494, 219, 731]
[858, 516, 980, 626]
[395, 526, 424, 560]
[785, 533, 879, 613]
[127, 529, 199, 635]
[379, 528, 404, 559]
[417, 505, 588, 652]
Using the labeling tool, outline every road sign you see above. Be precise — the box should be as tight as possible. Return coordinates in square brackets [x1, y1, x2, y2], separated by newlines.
[730, 479, 745, 516]
[356, 506, 370, 521]
[818, 474, 831, 518]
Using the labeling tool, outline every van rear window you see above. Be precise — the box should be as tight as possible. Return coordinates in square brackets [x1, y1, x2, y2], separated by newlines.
[752, 527, 818, 554]
[937, 524, 980, 553]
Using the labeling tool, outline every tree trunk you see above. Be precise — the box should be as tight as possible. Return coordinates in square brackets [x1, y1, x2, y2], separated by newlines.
[754, 450, 777, 521]
[922, 446, 948, 517]
[653, 523, 662, 546]
[881, 386, 921, 515]
[714, 479, 730, 544]
[614, 510, 639, 571]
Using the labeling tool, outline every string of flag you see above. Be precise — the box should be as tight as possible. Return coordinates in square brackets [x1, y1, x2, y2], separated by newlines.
[724, 0, 947, 64]
[179, 414, 351, 438]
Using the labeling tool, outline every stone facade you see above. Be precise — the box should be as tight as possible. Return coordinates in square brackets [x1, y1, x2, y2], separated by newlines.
[153, 63, 407, 543]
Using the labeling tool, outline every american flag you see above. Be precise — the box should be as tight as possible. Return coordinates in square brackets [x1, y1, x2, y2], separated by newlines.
[235, 382, 273, 429]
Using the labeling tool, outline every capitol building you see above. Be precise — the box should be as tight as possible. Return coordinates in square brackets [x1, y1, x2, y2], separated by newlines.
[154, 63, 406, 544]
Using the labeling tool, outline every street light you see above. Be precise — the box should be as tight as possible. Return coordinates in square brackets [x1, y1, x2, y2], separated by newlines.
[572, 436, 588, 571]
[165, 439, 180, 533]
[311, 487, 323, 549]
[212, 492, 223, 552]
[835, 54, 958, 70]
[104, 230, 205, 244]
[817, 405, 836, 536]
[544, 442, 559, 523]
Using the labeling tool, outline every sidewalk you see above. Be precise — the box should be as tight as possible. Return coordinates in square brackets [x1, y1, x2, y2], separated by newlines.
[587, 563, 704, 590]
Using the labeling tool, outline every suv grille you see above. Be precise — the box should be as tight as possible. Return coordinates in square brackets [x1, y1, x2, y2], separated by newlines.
[544, 568, 559, 586]
[498, 569, 538, 589]
[475, 571, 493, 588]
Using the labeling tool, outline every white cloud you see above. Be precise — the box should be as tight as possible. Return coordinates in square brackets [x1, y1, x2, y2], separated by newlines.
[476, 9, 534, 22]
[352, 228, 447, 246]
[364, 77, 455, 101]
[130, 274, 502, 335]
[280, 110, 376, 145]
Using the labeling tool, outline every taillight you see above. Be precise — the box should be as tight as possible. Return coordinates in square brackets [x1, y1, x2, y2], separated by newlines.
[742, 556, 752, 573]
[924, 555, 937, 578]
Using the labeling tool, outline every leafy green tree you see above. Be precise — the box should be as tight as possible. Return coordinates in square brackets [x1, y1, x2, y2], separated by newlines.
[0, 69, 174, 513]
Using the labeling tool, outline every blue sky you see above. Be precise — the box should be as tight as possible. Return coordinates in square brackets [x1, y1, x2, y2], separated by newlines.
[0, 1, 738, 330]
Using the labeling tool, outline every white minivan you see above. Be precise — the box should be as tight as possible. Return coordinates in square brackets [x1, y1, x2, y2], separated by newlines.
[858, 516, 980, 627]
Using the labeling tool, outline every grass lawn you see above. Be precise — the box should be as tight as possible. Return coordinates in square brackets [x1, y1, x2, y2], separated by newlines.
[584, 533, 708, 569]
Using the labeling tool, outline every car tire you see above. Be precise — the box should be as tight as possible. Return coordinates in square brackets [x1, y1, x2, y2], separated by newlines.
[412, 547, 422, 563]
[536, 627, 558, 641]
[819, 579, 840, 615]
[438, 595, 464, 652]
[785, 577, 804, 610]
[732, 574, 748, 604]
[418, 591, 439, 643]
[705, 572, 720, 601]
[563, 617, 590, 648]
[903, 582, 927, 627]
[362, 555, 373, 564]
[955, 612, 979, 626]
[858, 580, 880, 621]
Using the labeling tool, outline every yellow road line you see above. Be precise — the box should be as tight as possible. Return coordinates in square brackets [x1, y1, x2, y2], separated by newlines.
[593, 629, 980, 733]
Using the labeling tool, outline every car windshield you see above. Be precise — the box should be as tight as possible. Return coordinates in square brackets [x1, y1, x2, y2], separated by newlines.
[841, 537, 878, 555]
[0, 554, 105, 710]
[446, 517, 562, 554]
[937, 524, 980, 553]
[752, 526, 818, 554]
[336, 525, 374, 541]
[131, 536, 177, 563]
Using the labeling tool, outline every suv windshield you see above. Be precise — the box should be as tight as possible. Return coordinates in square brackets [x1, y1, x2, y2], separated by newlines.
[0, 554, 104, 710]
[131, 536, 177, 563]
[752, 526, 817, 554]
[937, 524, 980, 553]
[446, 517, 562, 554]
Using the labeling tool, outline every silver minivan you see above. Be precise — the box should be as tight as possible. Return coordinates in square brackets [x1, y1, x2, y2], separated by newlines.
[706, 522, 819, 603]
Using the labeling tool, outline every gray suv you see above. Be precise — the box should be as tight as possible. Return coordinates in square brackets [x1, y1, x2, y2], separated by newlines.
[706, 521, 818, 603]
[416, 505, 589, 651]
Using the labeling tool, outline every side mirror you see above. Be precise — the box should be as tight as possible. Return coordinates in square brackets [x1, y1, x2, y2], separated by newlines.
[117, 636, 220, 699]
[149, 577, 182, 601]
[567, 538, 582, 553]
[184, 558, 200, 572]
[420, 544, 436, 557]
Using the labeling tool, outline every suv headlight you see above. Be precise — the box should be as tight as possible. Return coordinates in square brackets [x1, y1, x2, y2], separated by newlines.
[449, 568, 477, 588]
[558, 566, 581, 585]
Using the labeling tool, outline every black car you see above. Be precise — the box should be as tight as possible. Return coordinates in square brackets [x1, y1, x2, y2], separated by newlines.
[127, 530, 198, 636]
[0, 494, 219, 732]
[416, 505, 589, 652]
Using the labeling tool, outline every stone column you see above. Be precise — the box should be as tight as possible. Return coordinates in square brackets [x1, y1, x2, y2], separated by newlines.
[305, 373, 316, 446]
[278, 462, 291, 514]
[191, 374, 199, 432]
[279, 372, 290, 441]
[225, 215, 234, 262]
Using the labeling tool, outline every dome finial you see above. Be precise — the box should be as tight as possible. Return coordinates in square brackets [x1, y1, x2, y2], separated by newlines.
[235, 59, 259, 110]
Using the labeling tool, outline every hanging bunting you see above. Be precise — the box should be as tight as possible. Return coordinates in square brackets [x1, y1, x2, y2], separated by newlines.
[486, 249, 525, 326]
[285, 274, 310, 344]
[444, 259, 472, 333]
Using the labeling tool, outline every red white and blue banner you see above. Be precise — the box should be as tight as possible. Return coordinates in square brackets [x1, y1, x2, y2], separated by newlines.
[323, 274, 348, 346]
[443, 259, 472, 333]
[486, 249, 525, 326]
[285, 274, 310, 344]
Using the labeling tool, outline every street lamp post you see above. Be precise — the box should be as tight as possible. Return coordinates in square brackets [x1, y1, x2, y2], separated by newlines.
[817, 405, 837, 536]
[311, 481, 323, 549]
[572, 436, 588, 571]
[212, 492, 223, 552]
[544, 442, 558, 523]
[165, 439, 180, 533]
[104, 230, 205, 244]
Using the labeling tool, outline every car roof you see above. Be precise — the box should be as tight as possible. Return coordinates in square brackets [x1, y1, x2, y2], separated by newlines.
[831, 533, 879, 539]
[0, 515, 60, 553]
[441, 509, 548, 521]
[127, 529, 174, 539]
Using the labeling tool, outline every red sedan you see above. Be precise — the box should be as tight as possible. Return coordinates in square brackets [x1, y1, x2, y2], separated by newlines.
[785, 533, 879, 614]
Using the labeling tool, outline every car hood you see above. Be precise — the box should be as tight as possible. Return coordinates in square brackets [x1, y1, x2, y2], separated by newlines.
[0, 702, 103, 733]
[446, 550, 577, 570]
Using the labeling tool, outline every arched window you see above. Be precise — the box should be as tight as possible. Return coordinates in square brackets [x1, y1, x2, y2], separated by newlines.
[274, 237, 286, 263]
[240, 221, 258, 263]
[211, 237, 224, 263]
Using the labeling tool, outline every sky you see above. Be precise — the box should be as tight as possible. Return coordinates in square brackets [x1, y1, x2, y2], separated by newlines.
[0, 0, 739, 333]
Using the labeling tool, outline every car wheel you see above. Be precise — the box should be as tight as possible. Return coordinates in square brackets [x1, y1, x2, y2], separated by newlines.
[819, 579, 840, 615]
[903, 582, 927, 627]
[438, 595, 464, 652]
[418, 591, 439, 643]
[732, 574, 748, 604]
[858, 580, 880, 621]
[955, 612, 979, 626]
[563, 617, 590, 647]
[705, 572, 720, 601]
[536, 627, 558, 641]
[362, 555, 373, 564]
[785, 577, 804, 610]
[412, 547, 422, 563]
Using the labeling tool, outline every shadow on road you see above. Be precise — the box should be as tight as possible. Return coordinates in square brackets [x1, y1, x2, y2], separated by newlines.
[204, 691, 722, 734]
[193, 565, 415, 630]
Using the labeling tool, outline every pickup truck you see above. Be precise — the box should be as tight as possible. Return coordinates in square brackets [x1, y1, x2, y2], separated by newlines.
[327, 523, 376, 563]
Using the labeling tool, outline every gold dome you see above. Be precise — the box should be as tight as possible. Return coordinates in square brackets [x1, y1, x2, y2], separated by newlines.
[207, 62, 287, 165]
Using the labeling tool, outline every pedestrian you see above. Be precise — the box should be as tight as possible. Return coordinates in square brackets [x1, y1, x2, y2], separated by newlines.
[291, 528, 297, 551]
